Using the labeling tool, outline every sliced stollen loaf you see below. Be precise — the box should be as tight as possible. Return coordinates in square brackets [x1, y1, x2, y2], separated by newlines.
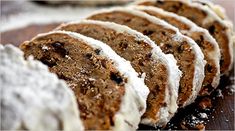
[132, 6, 221, 95]
[135, 0, 234, 75]
[19, 31, 149, 130]
[87, 7, 205, 108]
[56, 20, 182, 127]
[0, 44, 83, 131]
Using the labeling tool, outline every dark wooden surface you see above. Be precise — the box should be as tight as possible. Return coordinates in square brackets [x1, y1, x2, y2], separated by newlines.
[1, 23, 60, 45]
[1, 0, 234, 130]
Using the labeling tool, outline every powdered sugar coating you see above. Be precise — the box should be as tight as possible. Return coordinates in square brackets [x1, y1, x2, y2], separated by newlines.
[33, 30, 149, 130]
[133, 5, 221, 90]
[57, 19, 182, 127]
[0, 44, 84, 131]
[87, 7, 206, 107]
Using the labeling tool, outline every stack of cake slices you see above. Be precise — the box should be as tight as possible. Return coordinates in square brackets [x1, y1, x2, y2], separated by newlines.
[2, 0, 234, 130]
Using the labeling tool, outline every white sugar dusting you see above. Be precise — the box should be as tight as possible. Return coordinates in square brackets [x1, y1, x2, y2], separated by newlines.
[199, 113, 208, 119]
[65, 55, 71, 59]
[42, 45, 50, 50]
[216, 89, 224, 98]
[0, 44, 84, 130]
[88, 77, 96, 81]
[226, 76, 235, 95]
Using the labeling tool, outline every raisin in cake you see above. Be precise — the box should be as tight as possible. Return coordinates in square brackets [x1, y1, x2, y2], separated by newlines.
[19, 31, 149, 130]
[87, 8, 205, 108]
[0, 44, 83, 131]
[136, 0, 234, 75]
[56, 20, 182, 127]
[133, 6, 221, 95]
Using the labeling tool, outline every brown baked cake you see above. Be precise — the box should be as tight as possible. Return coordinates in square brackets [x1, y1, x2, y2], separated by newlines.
[19, 31, 149, 130]
[87, 8, 205, 108]
[56, 20, 182, 127]
[136, 0, 234, 75]
[133, 6, 221, 95]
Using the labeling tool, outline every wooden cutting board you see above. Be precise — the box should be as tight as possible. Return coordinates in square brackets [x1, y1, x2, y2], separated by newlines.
[1, 23, 234, 130]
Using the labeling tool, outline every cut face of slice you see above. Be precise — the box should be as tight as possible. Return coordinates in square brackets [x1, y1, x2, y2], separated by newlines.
[87, 8, 205, 108]
[56, 20, 181, 127]
[136, 0, 234, 75]
[133, 6, 221, 95]
[20, 31, 149, 130]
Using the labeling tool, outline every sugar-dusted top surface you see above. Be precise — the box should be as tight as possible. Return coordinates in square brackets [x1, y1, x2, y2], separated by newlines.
[0, 44, 83, 130]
